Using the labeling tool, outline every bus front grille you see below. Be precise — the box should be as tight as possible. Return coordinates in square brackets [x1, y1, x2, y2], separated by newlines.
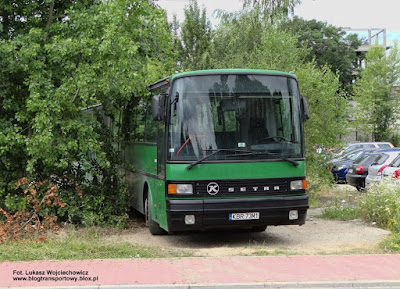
[194, 178, 299, 197]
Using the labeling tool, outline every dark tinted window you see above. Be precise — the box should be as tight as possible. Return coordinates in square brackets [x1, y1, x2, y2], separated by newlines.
[361, 153, 381, 165]
[372, 154, 389, 165]
[344, 150, 364, 160]
[354, 153, 373, 164]
[390, 155, 400, 167]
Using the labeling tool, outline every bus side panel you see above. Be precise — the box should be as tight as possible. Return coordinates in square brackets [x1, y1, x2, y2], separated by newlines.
[147, 177, 168, 231]
[126, 143, 158, 174]
[124, 142, 156, 214]
[125, 143, 168, 230]
[126, 170, 145, 213]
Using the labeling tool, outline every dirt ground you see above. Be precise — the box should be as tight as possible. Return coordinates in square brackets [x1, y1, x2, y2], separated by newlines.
[107, 205, 390, 257]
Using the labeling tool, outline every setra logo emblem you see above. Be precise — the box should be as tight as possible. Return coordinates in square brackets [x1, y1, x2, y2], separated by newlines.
[207, 182, 220, 195]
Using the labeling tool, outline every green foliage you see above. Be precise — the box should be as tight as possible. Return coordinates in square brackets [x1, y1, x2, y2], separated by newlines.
[297, 64, 349, 145]
[212, 12, 306, 71]
[359, 181, 400, 232]
[175, 0, 212, 70]
[379, 232, 400, 252]
[390, 133, 400, 147]
[360, 181, 400, 252]
[241, 0, 301, 23]
[278, 17, 361, 92]
[211, 8, 266, 68]
[322, 203, 362, 221]
[297, 64, 349, 181]
[353, 43, 400, 141]
[0, 0, 176, 227]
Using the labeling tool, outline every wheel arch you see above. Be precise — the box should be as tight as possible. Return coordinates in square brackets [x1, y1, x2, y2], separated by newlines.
[143, 182, 149, 207]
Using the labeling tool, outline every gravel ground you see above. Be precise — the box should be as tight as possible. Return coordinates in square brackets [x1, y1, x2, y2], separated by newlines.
[108, 207, 390, 256]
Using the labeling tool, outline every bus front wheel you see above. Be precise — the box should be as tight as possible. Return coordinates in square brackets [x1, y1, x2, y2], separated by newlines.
[145, 194, 167, 235]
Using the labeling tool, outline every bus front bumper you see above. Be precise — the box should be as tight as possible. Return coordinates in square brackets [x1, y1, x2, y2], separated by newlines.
[166, 195, 308, 232]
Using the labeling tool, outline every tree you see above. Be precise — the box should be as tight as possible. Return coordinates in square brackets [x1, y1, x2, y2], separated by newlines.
[176, 0, 212, 70]
[211, 8, 266, 68]
[279, 17, 361, 92]
[0, 0, 176, 225]
[353, 44, 400, 142]
[0, 1, 96, 39]
[241, 0, 300, 23]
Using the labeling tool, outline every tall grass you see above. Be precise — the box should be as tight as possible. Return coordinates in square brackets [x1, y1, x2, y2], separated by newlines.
[360, 181, 400, 232]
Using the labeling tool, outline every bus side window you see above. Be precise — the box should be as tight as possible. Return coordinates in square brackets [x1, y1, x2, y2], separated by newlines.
[144, 102, 157, 143]
[122, 97, 146, 142]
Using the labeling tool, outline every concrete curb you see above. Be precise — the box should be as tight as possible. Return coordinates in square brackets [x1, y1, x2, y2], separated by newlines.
[3, 281, 400, 289]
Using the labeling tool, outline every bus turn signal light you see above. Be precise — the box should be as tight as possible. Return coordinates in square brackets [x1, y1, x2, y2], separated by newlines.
[168, 184, 193, 195]
[302, 179, 308, 190]
[168, 184, 177, 194]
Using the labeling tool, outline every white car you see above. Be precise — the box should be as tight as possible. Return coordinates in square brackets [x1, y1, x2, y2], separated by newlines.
[335, 142, 394, 158]
[381, 154, 400, 182]
[365, 151, 400, 188]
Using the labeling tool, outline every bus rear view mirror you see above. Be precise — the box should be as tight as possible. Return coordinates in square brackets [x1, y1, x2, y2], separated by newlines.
[300, 95, 309, 122]
[152, 94, 165, 121]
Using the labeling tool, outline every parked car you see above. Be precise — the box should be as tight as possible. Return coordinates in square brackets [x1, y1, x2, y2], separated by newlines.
[365, 151, 400, 188]
[368, 154, 400, 186]
[330, 148, 377, 182]
[335, 142, 394, 158]
[346, 148, 400, 191]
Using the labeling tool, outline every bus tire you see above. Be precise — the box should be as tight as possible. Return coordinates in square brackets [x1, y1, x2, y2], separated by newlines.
[145, 194, 166, 235]
[251, 225, 267, 232]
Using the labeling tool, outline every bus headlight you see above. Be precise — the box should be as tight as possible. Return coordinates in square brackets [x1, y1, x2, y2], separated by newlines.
[168, 184, 193, 195]
[290, 180, 307, 190]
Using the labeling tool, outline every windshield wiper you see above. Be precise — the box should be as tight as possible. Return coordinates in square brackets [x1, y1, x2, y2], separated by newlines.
[186, 149, 299, 170]
[186, 149, 247, 170]
[225, 151, 299, 167]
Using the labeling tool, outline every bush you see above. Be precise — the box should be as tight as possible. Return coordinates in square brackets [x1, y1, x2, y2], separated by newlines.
[379, 232, 400, 252]
[359, 181, 400, 232]
[0, 178, 65, 243]
[305, 150, 335, 208]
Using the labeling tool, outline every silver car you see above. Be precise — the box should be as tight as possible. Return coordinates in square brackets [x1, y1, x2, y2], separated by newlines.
[335, 142, 394, 158]
[365, 151, 400, 188]
[381, 154, 400, 181]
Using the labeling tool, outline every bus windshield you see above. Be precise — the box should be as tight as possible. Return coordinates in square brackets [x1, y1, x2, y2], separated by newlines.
[168, 74, 303, 161]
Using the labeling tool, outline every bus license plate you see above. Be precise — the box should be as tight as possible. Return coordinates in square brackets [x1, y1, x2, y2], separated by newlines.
[229, 212, 260, 221]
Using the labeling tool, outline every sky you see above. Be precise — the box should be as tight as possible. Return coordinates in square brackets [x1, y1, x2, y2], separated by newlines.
[157, 0, 400, 46]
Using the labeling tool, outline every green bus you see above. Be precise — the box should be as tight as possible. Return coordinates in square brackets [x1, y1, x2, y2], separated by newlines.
[122, 69, 309, 235]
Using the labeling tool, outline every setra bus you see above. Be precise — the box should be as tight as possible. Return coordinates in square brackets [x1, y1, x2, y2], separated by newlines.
[122, 69, 309, 234]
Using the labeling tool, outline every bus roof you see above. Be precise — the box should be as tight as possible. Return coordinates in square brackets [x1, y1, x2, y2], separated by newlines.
[149, 69, 297, 91]
[171, 69, 296, 81]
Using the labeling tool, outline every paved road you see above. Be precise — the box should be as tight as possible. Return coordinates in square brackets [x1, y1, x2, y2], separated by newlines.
[1, 254, 400, 288]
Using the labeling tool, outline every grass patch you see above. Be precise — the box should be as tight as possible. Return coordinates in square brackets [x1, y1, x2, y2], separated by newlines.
[0, 227, 192, 262]
[379, 233, 400, 252]
[315, 182, 400, 253]
[321, 206, 362, 221]
[309, 183, 363, 221]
